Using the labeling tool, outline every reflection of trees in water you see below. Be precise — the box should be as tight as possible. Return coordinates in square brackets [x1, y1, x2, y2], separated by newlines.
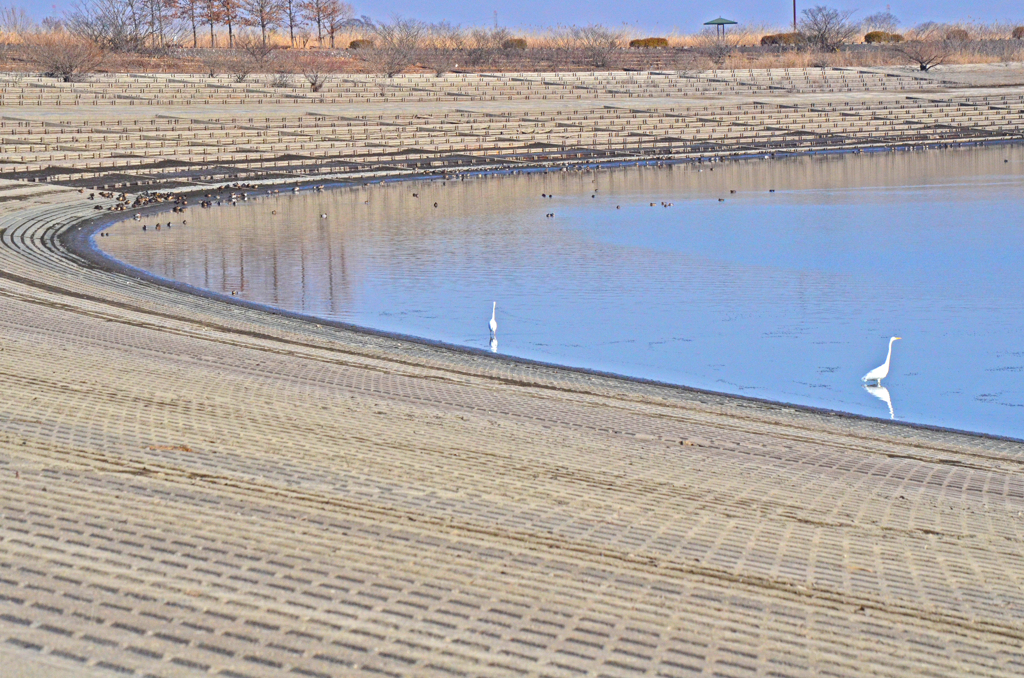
[104, 144, 1017, 330]
[106, 201, 354, 318]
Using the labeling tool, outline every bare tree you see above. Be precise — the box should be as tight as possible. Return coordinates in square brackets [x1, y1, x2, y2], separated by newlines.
[198, 0, 220, 47]
[695, 29, 738, 68]
[422, 21, 463, 75]
[294, 49, 338, 90]
[799, 5, 858, 51]
[175, 0, 202, 47]
[910, 22, 942, 41]
[64, 0, 154, 51]
[667, 48, 700, 74]
[861, 11, 900, 34]
[24, 30, 104, 80]
[143, 0, 176, 49]
[280, 0, 303, 46]
[241, 0, 281, 46]
[1, 4, 34, 36]
[463, 26, 508, 67]
[891, 40, 953, 71]
[237, 30, 276, 68]
[298, 0, 327, 44]
[199, 48, 231, 74]
[561, 24, 621, 69]
[366, 17, 424, 77]
[323, 0, 353, 48]
[0, 3, 33, 63]
[226, 50, 255, 80]
[220, 0, 240, 47]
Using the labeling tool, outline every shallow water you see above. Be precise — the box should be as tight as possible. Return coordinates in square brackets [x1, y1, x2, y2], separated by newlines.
[100, 146, 1024, 439]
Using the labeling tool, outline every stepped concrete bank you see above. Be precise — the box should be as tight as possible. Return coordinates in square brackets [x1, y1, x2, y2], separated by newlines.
[1, 67, 1024, 677]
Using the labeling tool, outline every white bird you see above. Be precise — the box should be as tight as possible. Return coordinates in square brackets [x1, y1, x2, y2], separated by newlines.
[320, 213, 327, 219]
[488, 301, 497, 337]
[862, 336, 901, 384]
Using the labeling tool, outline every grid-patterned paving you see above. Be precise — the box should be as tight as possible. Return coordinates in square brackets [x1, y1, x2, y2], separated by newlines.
[2, 68, 1024, 675]
[0, 69, 1020, 189]
[0, 68, 945, 109]
[0, 175, 1023, 676]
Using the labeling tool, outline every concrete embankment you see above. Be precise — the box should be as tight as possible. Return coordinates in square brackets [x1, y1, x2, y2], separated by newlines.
[1, 68, 1024, 677]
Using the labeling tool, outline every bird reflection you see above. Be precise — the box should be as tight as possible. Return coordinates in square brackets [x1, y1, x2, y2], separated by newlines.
[864, 384, 894, 419]
[488, 301, 498, 352]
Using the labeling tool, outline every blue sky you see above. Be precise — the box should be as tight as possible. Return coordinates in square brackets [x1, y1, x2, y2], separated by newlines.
[20, 0, 1024, 30]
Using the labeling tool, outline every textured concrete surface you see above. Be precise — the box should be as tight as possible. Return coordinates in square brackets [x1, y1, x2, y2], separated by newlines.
[1, 69, 1024, 677]
[1, 67, 1022, 189]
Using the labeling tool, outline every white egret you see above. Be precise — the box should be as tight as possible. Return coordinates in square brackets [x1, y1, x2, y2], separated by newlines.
[488, 302, 497, 337]
[862, 336, 901, 385]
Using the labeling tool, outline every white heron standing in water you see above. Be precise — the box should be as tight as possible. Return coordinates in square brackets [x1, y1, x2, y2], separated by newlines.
[862, 336, 901, 385]
[488, 302, 497, 337]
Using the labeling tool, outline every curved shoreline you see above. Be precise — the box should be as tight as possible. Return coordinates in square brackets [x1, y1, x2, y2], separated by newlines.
[4, 70, 1024, 677]
[69, 165, 1024, 444]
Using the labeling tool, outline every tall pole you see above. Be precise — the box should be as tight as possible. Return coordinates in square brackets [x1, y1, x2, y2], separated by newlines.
[793, 0, 797, 31]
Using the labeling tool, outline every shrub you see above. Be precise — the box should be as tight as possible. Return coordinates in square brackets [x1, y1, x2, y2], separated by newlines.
[269, 73, 292, 88]
[294, 51, 341, 91]
[629, 37, 669, 48]
[349, 39, 374, 49]
[1012, 26, 1024, 39]
[24, 31, 103, 82]
[892, 40, 952, 71]
[864, 31, 904, 43]
[760, 32, 805, 46]
[501, 37, 527, 50]
[368, 19, 425, 77]
[945, 28, 970, 41]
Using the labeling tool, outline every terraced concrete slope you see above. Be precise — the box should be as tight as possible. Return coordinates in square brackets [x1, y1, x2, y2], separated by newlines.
[1, 68, 1022, 188]
[1, 71, 1024, 677]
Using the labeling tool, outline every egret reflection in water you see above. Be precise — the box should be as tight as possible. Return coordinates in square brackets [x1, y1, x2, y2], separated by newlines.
[490, 335, 498, 353]
[864, 384, 895, 419]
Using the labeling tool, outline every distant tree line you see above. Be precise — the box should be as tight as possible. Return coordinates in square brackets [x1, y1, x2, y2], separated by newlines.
[1, 0, 1023, 81]
[57, 0, 369, 50]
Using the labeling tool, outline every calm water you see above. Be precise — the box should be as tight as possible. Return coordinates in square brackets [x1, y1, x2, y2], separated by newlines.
[100, 146, 1024, 438]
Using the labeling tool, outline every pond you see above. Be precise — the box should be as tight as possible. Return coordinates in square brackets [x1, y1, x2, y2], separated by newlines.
[98, 145, 1024, 439]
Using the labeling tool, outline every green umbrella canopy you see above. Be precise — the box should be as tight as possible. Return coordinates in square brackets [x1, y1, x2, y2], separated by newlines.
[704, 16, 739, 37]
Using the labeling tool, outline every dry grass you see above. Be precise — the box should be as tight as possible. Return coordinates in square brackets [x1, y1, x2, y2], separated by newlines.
[1, 21, 1022, 76]
[165, 20, 1024, 51]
